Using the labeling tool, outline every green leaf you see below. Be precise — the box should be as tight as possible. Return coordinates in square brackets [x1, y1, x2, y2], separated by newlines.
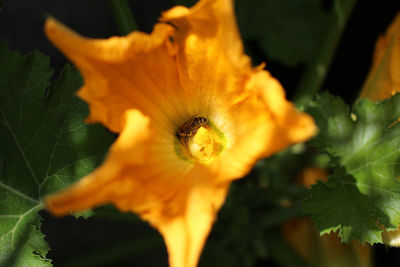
[303, 92, 400, 244]
[236, 0, 329, 66]
[0, 41, 115, 265]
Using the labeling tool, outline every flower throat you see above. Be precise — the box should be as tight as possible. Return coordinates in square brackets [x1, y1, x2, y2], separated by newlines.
[175, 115, 225, 164]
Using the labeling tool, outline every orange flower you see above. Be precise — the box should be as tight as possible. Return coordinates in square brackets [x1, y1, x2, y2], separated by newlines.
[359, 12, 400, 101]
[44, 0, 316, 266]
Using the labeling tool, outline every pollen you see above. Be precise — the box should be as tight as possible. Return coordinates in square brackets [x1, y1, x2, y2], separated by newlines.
[187, 126, 218, 163]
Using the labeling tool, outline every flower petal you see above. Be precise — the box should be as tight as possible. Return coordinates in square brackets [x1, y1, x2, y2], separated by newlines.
[154, 167, 230, 267]
[210, 70, 317, 180]
[162, 0, 250, 71]
[45, 109, 152, 215]
[160, 0, 253, 117]
[359, 12, 400, 101]
[45, 18, 184, 133]
[254, 71, 317, 155]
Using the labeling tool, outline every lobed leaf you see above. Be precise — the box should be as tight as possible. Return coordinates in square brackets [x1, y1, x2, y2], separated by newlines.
[303, 92, 400, 244]
[0, 41, 115, 266]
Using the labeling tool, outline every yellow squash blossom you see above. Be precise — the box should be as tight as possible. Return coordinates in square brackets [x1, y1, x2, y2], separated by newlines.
[359, 12, 400, 101]
[44, 0, 316, 266]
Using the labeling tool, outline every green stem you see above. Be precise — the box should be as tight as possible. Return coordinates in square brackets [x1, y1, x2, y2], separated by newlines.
[293, 0, 358, 106]
[108, 0, 138, 35]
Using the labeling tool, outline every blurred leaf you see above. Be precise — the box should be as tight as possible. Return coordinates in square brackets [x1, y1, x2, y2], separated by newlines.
[108, 0, 138, 35]
[303, 92, 400, 244]
[236, 0, 329, 66]
[0, 41, 115, 266]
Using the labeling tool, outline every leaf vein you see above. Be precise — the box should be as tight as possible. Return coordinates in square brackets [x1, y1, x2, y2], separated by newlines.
[0, 181, 39, 204]
[0, 109, 40, 186]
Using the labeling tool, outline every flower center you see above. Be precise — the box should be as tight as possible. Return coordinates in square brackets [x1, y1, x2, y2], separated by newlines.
[175, 115, 225, 164]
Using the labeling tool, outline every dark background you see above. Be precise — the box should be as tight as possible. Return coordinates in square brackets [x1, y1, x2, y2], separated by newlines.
[0, 0, 399, 266]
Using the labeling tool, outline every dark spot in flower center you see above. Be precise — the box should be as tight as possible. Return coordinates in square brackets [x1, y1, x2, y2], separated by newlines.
[176, 115, 209, 146]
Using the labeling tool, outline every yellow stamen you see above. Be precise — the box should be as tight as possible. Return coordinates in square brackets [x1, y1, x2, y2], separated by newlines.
[188, 126, 217, 163]
[175, 116, 225, 164]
